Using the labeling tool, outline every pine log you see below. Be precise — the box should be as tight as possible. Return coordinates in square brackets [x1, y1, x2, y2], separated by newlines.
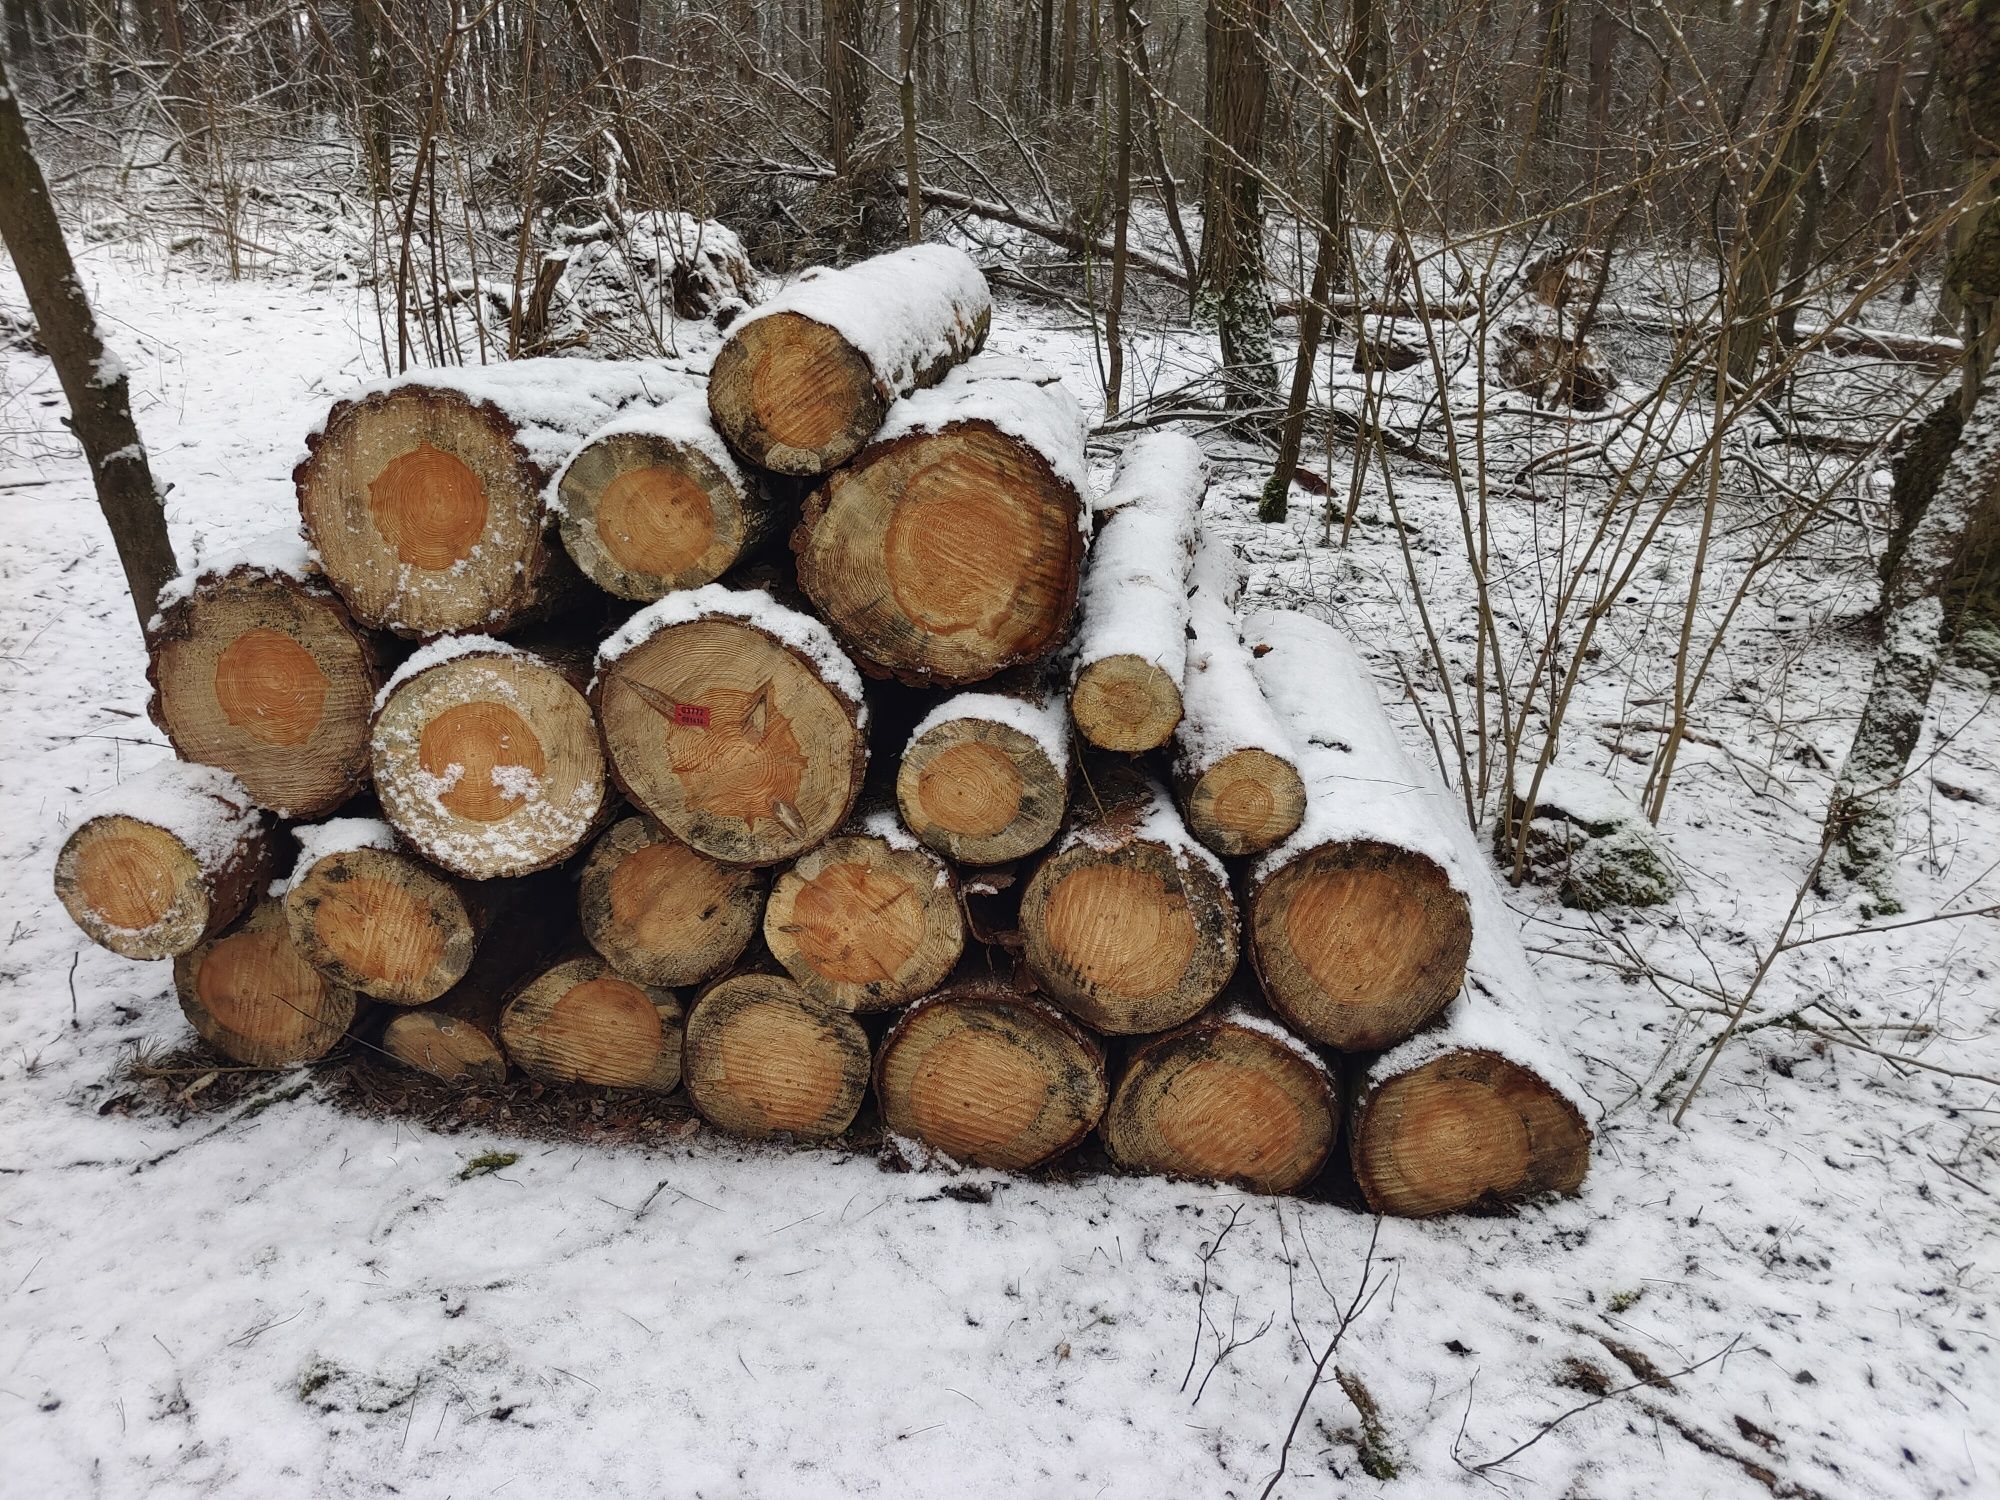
[146, 534, 384, 818]
[1069, 432, 1205, 751]
[1101, 1007, 1337, 1193]
[594, 586, 869, 865]
[680, 971, 871, 1139]
[55, 762, 275, 961]
[896, 691, 1070, 865]
[173, 898, 360, 1067]
[282, 818, 479, 1003]
[500, 951, 684, 1092]
[792, 355, 1089, 687]
[371, 637, 609, 879]
[763, 816, 963, 1011]
[1019, 766, 1238, 1034]
[555, 392, 792, 600]
[875, 974, 1108, 1170]
[295, 360, 694, 637]
[707, 243, 992, 475]
[578, 816, 765, 987]
[1171, 533, 1305, 856]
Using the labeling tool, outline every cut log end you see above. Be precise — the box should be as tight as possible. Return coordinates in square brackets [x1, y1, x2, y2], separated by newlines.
[681, 972, 871, 1139]
[1070, 654, 1182, 753]
[708, 312, 886, 475]
[1182, 747, 1307, 857]
[763, 831, 963, 1010]
[896, 715, 1067, 866]
[1103, 1018, 1338, 1193]
[875, 987, 1107, 1171]
[500, 953, 684, 1092]
[1350, 1049, 1590, 1217]
[558, 431, 768, 599]
[284, 845, 477, 1004]
[379, 1009, 507, 1084]
[58, 815, 213, 960]
[174, 900, 359, 1067]
[579, 817, 764, 988]
[1251, 840, 1471, 1051]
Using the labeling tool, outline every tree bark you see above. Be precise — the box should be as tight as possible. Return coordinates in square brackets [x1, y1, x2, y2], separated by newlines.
[1197, 0, 1278, 413]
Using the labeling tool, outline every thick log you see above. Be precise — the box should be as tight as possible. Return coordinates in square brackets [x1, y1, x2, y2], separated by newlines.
[295, 360, 694, 637]
[1101, 1007, 1337, 1194]
[594, 587, 869, 865]
[146, 533, 384, 818]
[792, 355, 1089, 687]
[500, 951, 684, 1092]
[681, 971, 871, 1139]
[896, 691, 1070, 865]
[555, 392, 792, 600]
[763, 816, 963, 1011]
[1171, 533, 1305, 856]
[875, 974, 1108, 1170]
[1019, 766, 1238, 1035]
[282, 818, 479, 1003]
[371, 637, 610, 880]
[55, 762, 275, 961]
[174, 898, 360, 1067]
[1069, 432, 1205, 752]
[707, 243, 992, 475]
[578, 816, 765, 987]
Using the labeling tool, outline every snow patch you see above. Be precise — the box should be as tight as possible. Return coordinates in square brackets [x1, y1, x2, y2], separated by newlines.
[596, 585, 867, 715]
[906, 691, 1071, 775]
[284, 818, 399, 893]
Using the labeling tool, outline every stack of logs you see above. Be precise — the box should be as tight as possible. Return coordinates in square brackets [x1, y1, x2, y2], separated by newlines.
[54, 243, 1590, 1219]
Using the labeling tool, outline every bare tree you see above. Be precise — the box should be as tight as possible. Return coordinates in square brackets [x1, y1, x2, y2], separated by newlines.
[1197, 0, 1278, 415]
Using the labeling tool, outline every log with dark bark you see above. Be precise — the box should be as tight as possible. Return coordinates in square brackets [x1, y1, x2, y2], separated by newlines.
[680, 971, 871, 1139]
[578, 816, 766, 987]
[896, 691, 1070, 865]
[707, 243, 992, 475]
[499, 951, 684, 1092]
[174, 898, 360, 1068]
[55, 762, 275, 961]
[282, 820, 480, 1004]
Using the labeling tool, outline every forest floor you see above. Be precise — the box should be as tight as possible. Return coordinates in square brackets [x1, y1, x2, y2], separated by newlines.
[1, 231, 1996, 1499]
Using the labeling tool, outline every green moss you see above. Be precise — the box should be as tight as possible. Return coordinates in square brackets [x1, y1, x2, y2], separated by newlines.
[458, 1150, 520, 1180]
[1607, 1287, 1644, 1314]
[1335, 1369, 1399, 1481]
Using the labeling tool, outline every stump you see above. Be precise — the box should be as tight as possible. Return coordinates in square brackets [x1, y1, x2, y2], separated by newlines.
[174, 899, 359, 1067]
[595, 587, 868, 865]
[500, 952, 684, 1092]
[371, 638, 609, 879]
[282, 819, 479, 1004]
[680, 971, 871, 1139]
[55, 762, 274, 961]
[896, 691, 1070, 865]
[707, 243, 992, 475]
[875, 979, 1108, 1170]
[578, 816, 765, 987]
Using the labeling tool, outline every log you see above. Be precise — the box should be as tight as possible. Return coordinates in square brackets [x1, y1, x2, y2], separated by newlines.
[707, 243, 992, 475]
[895, 690, 1070, 865]
[55, 762, 275, 961]
[371, 637, 610, 879]
[874, 974, 1108, 1170]
[173, 898, 360, 1067]
[281, 818, 479, 1004]
[763, 814, 963, 1011]
[792, 354, 1090, 687]
[1019, 766, 1238, 1034]
[554, 391, 791, 600]
[578, 816, 765, 987]
[1068, 432, 1205, 752]
[499, 951, 684, 1092]
[594, 586, 869, 865]
[1101, 1006, 1337, 1194]
[680, 971, 871, 1139]
[146, 531, 383, 818]
[1171, 533, 1305, 856]
[295, 359, 694, 637]
[1244, 610, 1592, 1214]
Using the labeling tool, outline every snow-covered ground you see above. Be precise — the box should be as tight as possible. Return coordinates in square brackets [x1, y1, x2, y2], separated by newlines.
[2, 237, 1996, 1499]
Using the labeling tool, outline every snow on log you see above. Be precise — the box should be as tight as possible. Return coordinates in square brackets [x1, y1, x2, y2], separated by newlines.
[1171, 533, 1305, 856]
[55, 762, 275, 961]
[792, 354, 1089, 687]
[707, 243, 992, 475]
[1068, 432, 1205, 752]
[146, 529, 384, 818]
[295, 359, 695, 637]
[895, 690, 1070, 865]
[499, 951, 685, 1092]
[173, 898, 360, 1067]
[1019, 764, 1237, 1035]
[681, 971, 871, 1139]
[578, 816, 765, 988]
[1101, 1003, 1338, 1194]
[762, 812, 963, 1011]
[594, 586, 869, 866]
[875, 974, 1108, 1170]
[371, 636, 609, 880]
[1244, 610, 1591, 1215]
[553, 390, 791, 600]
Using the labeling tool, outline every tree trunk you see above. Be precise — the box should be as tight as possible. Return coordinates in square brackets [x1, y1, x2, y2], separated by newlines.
[824, 0, 866, 178]
[1104, 0, 1134, 416]
[899, 0, 922, 241]
[500, 951, 685, 1091]
[681, 971, 871, 1138]
[578, 816, 767, 987]
[175, 899, 362, 1068]
[1196, 0, 1278, 413]
[896, 690, 1070, 865]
